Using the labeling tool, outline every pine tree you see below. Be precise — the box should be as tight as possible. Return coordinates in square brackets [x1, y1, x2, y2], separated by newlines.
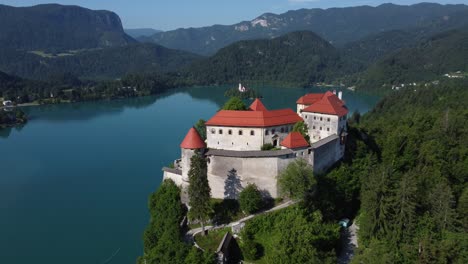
[187, 151, 212, 235]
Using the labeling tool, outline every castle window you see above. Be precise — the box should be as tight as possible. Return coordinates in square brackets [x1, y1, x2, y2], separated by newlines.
[313, 126, 316, 129]
[327, 118, 330, 122]
[239, 130, 243, 135]
[250, 130, 255, 136]
[327, 127, 330, 131]
[320, 127, 322, 130]
[228, 129, 232, 135]
[211, 128, 215, 134]
[272, 129, 276, 134]
[320, 117, 323, 121]
[305, 115, 308, 119]
[265, 130, 269, 135]
[285, 127, 289, 132]
[280, 128, 284, 133]
[219, 129, 223, 134]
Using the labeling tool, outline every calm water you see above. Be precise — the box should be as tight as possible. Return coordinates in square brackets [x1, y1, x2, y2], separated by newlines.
[0, 86, 378, 264]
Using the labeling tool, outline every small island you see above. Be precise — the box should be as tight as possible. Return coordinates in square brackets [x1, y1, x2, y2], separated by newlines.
[224, 83, 261, 99]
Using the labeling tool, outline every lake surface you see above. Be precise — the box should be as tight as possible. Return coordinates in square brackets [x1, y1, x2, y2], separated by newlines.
[0, 86, 378, 264]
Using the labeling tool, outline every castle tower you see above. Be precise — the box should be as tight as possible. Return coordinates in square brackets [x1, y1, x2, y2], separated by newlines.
[180, 127, 206, 182]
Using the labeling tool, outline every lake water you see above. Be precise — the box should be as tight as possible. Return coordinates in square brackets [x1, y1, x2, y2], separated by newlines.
[0, 86, 378, 264]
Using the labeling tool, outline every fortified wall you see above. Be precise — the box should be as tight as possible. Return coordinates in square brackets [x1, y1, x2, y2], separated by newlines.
[163, 91, 348, 199]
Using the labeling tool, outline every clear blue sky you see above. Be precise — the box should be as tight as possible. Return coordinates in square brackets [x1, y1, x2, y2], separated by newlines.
[1, 0, 467, 30]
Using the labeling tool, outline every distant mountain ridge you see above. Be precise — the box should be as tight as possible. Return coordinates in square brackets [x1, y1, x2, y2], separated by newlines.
[142, 3, 468, 55]
[0, 4, 135, 52]
[125, 28, 163, 39]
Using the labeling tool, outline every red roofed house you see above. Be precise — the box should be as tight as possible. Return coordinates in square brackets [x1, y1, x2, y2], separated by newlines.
[298, 91, 348, 143]
[205, 98, 302, 151]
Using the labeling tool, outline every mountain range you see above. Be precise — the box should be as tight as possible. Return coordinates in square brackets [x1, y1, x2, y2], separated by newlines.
[125, 28, 163, 39]
[0, 2, 467, 94]
[141, 3, 468, 55]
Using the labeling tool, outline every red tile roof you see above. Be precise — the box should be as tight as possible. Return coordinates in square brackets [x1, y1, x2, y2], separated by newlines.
[296, 93, 325, 105]
[249, 98, 267, 111]
[180, 127, 206, 149]
[302, 91, 348, 116]
[281, 132, 309, 149]
[206, 108, 302, 128]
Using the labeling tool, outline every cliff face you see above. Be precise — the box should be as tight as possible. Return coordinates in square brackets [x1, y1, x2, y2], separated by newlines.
[0, 4, 135, 52]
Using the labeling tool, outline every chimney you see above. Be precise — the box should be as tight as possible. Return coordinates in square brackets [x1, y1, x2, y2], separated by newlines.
[338, 91, 343, 100]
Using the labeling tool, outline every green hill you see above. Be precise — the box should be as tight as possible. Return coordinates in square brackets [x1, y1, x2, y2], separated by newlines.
[184, 31, 343, 86]
[0, 4, 135, 52]
[356, 27, 468, 91]
[0, 43, 202, 80]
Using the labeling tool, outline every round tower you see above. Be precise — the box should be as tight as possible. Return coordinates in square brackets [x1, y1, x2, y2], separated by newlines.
[180, 127, 206, 182]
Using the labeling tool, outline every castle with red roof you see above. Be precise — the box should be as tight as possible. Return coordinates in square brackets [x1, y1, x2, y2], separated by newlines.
[163, 91, 348, 199]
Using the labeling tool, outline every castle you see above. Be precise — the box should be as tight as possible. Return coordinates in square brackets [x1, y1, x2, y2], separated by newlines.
[163, 91, 348, 199]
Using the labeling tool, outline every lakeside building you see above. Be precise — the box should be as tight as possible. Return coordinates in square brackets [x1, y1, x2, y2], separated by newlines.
[163, 91, 348, 199]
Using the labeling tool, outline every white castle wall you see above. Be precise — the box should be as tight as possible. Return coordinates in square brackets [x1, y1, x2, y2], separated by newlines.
[206, 124, 295, 151]
[301, 112, 346, 143]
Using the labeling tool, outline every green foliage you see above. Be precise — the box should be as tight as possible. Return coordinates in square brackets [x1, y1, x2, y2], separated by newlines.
[292, 121, 310, 143]
[277, 158, 316, 200]
[239, 184, 263, 214]
[194, 119, 207, 140]
[261, 143, 276, 151]
[240, 206, 339, 263]
[221, 97, 247, 111]
[139, 179, 189, 264]
[348, 81, 468, 262]
[188, 152, 212, 231]
[184, 247, 216, 264]
[0, 108, 27, 127]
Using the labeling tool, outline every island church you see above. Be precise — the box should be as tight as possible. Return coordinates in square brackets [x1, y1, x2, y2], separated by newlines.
[163, 91, 348, 199]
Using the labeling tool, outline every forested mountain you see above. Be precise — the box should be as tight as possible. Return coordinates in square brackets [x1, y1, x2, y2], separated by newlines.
[356, 27, 468, 91]
[342, 9, 468, 67]
[0, 43, 201, 80]
[142, 3, 468, 55]
[0, 4, 135, 52]
[183, 31, 344, 86]
[125, 28, 163, 39]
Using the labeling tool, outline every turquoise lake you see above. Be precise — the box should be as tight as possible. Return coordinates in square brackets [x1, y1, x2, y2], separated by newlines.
[0, 86, 378, 264]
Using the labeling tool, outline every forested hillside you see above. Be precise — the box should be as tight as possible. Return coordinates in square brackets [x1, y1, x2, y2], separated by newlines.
[184, 31, 344, 86]
[0, 43, 201, 80]
[340, 80, 468, 262]
[0, 4, 135, 52]
[356, 28, 468, 91]
[143, 3, 468, 55]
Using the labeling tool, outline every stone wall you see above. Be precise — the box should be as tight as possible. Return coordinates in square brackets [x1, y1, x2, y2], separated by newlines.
[206, 152, 294, 199]
[309, 135, 343, 174]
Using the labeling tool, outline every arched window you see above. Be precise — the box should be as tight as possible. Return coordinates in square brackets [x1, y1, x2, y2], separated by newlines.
[250, 130, 255, 136]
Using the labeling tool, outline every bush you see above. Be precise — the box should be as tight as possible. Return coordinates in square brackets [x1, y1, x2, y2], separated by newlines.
[239, 184, 263, 214]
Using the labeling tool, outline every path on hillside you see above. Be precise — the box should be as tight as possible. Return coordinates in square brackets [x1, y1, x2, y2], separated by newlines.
[338, 222, 359, 264]
[185, 200, 295, 243]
